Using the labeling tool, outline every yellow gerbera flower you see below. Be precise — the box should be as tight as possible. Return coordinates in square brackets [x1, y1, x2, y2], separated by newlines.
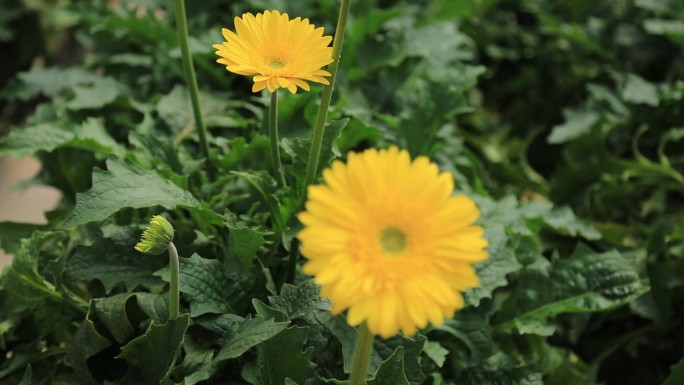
[298, 147, 488, 338]
[213, 10, 334, 94]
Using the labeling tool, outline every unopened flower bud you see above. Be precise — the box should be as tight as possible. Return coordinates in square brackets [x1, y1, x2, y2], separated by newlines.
[135, 215, 175, 255]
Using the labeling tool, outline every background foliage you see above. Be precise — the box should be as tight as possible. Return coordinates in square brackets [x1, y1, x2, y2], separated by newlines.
[1, 0, 683, 384]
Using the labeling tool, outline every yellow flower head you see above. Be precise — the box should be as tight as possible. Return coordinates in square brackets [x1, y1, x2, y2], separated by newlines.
[135, 215, 174, 255]
[213, 10, 334, 94]
[298, 147, 488, 338]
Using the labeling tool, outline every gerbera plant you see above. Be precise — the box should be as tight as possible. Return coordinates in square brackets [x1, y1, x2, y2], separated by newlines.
[298, 147, 489, 383]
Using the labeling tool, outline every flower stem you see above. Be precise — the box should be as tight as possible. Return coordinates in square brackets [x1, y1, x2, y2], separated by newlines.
[285, 237, 299, 285]
[167, 242, 180, 320]
[303, 0, 352, 189]
[269, 90, 287, 187]
[173, 0, 214, 179]
[349, 323, 374, 385]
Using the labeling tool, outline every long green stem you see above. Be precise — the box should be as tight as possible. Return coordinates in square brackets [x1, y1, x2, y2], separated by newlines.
[167, 242, 180, 320]
[173, 0, 214, 179]
[349, 323, 374, 385]
[303, 0, 352, 189]
[269, 90, 286, 187]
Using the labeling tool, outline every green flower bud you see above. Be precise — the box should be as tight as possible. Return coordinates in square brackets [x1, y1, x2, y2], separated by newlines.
[135, 215, 175, 255]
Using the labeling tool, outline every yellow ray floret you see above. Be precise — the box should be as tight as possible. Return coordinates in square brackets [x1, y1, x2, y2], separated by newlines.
[298, 147, 489, 338]
[213, 10, 334, 94]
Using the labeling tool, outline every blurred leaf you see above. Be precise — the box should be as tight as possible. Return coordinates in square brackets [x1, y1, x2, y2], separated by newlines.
[622, 74, 659, 107]
[64, 158, 198, 226]
[663, 358, 684, 385]
[423, 341, 449, 368]
[547, 110, 600, 144]
[0, 118, 122, 159]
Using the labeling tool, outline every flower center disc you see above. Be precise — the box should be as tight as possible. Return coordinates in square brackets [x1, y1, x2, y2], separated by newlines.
[380, 227, 407, 255]
[268, 59, 286, 69]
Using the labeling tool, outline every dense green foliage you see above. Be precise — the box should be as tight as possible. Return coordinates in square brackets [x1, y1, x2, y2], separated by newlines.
[1, 0, 683, 384]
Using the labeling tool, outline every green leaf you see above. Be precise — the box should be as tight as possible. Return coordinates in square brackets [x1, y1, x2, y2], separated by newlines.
[0, 123, 73, 158]
[178, 337, 217, 385]
[253, 326, 315, 385]
[531, 203, 601, 240]
[372, 333, 426, 385]
[66, 228, 166, 293]
[465, 226, 521, 306]
[0, 118, 122, 159]
[496, 244, 648, 336]
[136, 292, 169, 324]
[215, 317, 290, 362]
[423, 341, 448, 368]
[478, 196, 600, 240]
[547, 109, 600, 144]
[156, 253, 240, 317]
[63, 158, 198, 226]
[225, 214, 268, 268]
[118, 314, 190, 385]
[2, 233, 64, 313]
[317, 312, 357, 373]
[156, 84, 227, 132]
[269, 280, 330, 320]
[435, 313, 493, 368]
[66, 77, 123, 110]
[622, 73, 659, 107]
[369, 347, 409, 385]
[18, 365, 32, 385]
[663, 358, 684, 385]
[1, 67, 102, 100]
[282, 118, 348, 194]
[644, 19, 684, 44]
[0, 222, 45, 256]
[68, 302, 113, 385]
[92, 293, 136, 344]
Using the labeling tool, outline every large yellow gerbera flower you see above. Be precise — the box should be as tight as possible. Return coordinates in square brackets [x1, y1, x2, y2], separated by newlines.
[298, 147, 488, 338]
[213, 10, 334, 94]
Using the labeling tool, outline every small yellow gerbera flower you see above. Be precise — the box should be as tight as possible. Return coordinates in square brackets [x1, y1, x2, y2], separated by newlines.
[213, 10, 334, 94]
[298, 147, 488, 338]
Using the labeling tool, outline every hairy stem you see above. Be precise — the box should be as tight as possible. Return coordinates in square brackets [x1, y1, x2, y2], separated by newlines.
[167, 242, 180, 320]
[174, 0, 214, 179]
[302, 0, 352, 189]
[269, 89, 286, 187]
[349, 323, 374, 385]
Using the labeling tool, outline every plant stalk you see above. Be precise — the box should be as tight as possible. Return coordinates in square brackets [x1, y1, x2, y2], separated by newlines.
[269, 90, 286, 187]
[284, 238, 299, 285]
[302, 0, 352, 189]
[167, 242, 180, 320]
[173, 0, 214, 179]
[349, 323, 374, 385]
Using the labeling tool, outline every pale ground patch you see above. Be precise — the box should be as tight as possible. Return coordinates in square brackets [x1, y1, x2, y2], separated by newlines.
[0, 156, 62, 266]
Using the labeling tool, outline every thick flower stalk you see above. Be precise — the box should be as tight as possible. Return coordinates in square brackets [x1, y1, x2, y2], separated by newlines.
[136, 215, 180, 320]
[213, 10, 334, 94]
[174, 0, 213, 179]
[298, 147, 489, 338]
